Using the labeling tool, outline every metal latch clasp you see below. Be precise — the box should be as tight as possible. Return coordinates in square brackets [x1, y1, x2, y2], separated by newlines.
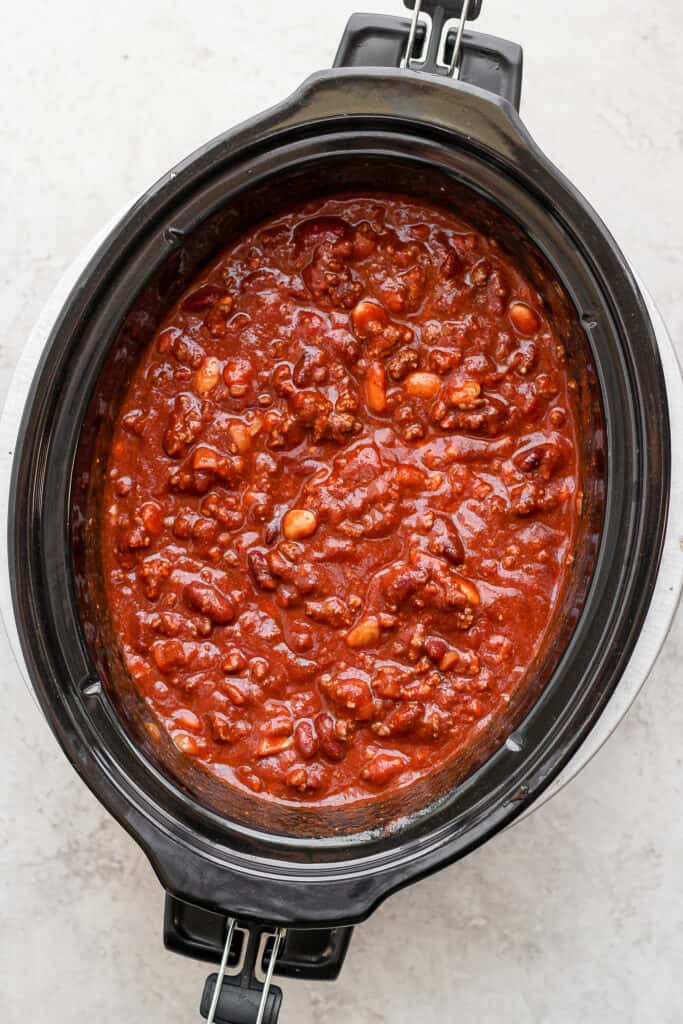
[402, 0, 483, 77]
[202, 919, 287, 1024]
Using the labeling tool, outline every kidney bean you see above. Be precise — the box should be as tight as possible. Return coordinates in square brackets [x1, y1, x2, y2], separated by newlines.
[248, 549, 277, 591]
[425, 636, 448, 664]
[223, 358, 254, 397]
[315, 713, 346, 762]
[184, 580, 235, 625]
[374, 702, 424, 737]
[513, 441, 563, 480]
[294, 720, 319, 759]
[182, 284, 223, 311]
[139, 502, 163, 535]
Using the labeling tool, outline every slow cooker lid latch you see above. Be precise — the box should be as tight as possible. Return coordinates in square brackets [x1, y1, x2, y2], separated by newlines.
[402, 0, 483, 76]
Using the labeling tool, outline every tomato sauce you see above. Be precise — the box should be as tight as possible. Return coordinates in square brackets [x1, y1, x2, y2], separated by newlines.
[101, 194, 582, 807]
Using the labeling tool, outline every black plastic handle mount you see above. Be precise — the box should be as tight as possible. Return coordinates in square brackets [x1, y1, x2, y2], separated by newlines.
[334, 7, 523, 109]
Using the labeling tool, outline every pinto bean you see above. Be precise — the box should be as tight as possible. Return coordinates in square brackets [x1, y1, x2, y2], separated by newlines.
[174, 734, 199, 755]
[257, 735, 294, 757]
[282, 508, 319, 540]
[405, 372, 441, 398]
[351, 299, 388, 339]
[444, 380, 482, 408]
[366, 361, 387, 413]
[509, 301, 541, 335]
[455, 577, 480, 605]
[208, 710, 251, 743]
[193, 356, 222, 394]
[345, 617, 380, 648]
[228, 421, 252, 453]
[172, 708, 202, 732]
[361, 753, 408, 786]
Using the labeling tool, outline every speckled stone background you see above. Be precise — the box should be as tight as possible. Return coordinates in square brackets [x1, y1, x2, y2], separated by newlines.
[2, 2, 682, 1021]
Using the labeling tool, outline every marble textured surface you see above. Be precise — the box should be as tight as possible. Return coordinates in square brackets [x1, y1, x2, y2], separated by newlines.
[1, 2, 682, 1021]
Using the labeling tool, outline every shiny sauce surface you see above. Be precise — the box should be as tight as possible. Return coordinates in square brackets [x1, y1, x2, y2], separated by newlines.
[101, 194, 581, 806]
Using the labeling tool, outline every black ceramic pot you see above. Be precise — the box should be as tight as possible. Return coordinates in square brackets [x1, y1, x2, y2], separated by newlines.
[4, 4, 672, 1022]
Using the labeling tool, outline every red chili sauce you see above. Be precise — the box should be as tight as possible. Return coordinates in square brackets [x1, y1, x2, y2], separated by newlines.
[101, 194, 581, 807]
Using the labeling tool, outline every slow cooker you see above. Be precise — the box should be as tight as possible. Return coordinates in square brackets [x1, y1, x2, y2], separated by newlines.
[2, 2, 682, 1022]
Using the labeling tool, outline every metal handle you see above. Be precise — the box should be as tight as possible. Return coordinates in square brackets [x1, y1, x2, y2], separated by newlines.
[200, 921, 286, 1024]
[402, 0, 482, 77]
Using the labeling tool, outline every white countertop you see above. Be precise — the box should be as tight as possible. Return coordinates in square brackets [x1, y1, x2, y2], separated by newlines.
[2, 2, 682, 1021]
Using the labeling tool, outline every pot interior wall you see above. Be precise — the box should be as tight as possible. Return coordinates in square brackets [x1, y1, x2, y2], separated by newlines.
[72, 154, 604, 838]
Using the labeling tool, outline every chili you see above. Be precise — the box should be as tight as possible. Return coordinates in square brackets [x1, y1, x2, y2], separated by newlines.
[101, 193, 582, 806]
